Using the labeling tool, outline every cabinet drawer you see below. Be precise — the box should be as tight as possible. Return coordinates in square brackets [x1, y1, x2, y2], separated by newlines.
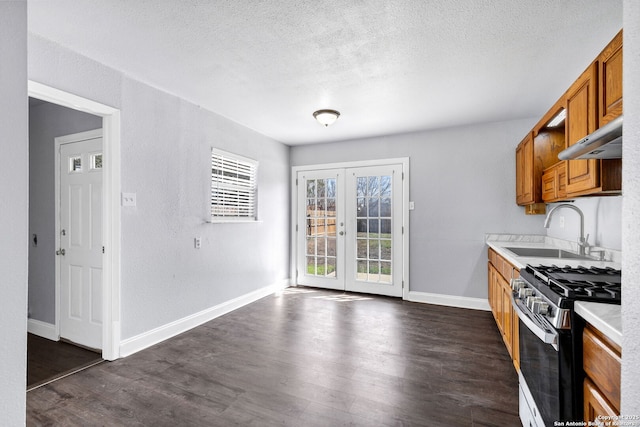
[584, 378, 618, 422]
[583, 324, 621, 411]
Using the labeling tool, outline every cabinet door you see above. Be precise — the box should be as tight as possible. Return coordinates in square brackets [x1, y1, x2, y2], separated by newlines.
[584, 378, 618, 423]
[566, 63, 599, 195]
[495, 270, 503, 334]
[516, 133, 534, 205]
[557, 161, 567, 199]
[488, 262, 494, 315]
[541, 167, 557, 202]
[542, 162, 568, 203]
[488, 263, 499, 324]
[512, 307, 519, 371]
[599, 30, 623, 126]
[500, 277, 513, 356]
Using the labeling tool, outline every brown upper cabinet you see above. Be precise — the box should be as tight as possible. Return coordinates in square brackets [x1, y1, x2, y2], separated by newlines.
[542, 161, 566, 203]
[515, 30, 622, 210]
[515, 98, 566, 211]
[599, 30, 623, 127]
[565, 63, 600, 195]
[516, 132, 534, 206]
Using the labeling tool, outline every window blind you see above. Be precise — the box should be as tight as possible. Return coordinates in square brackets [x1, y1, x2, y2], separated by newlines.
[211, 149, 258, 221]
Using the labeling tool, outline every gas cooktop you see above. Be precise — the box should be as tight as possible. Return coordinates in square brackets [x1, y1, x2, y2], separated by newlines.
[522, 265, 621, 305]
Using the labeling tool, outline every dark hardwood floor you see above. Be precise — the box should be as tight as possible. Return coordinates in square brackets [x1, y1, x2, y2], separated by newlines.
[26, 288, 520, 426]
[27, 333, 103, 391]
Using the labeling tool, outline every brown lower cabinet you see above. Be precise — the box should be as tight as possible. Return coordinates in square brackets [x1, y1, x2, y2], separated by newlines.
[583, 323, 621, 422]
[488, 248, 519, 371]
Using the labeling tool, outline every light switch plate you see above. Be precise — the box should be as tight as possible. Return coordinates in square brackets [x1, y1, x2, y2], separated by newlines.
[122, 192, 137, 207]
[409, 201, 415, 210]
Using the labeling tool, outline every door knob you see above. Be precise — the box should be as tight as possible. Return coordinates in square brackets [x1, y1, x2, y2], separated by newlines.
[56, 248, 66, 256]
[339, 231, 345, 236]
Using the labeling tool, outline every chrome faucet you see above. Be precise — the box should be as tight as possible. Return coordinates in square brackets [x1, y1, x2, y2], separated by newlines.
[543, 203, 588, 255]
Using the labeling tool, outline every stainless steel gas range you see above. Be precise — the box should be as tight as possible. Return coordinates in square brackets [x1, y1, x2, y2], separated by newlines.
[511, 264, 621, 427]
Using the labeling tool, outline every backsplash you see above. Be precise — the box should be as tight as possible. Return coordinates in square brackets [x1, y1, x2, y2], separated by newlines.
[544, 196, 622, 251]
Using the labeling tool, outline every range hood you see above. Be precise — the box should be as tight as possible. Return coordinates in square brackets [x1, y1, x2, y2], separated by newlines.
[558, 115, 622, 160]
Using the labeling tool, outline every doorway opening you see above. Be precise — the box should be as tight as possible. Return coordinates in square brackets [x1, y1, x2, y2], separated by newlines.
[27, 81, 121, 367]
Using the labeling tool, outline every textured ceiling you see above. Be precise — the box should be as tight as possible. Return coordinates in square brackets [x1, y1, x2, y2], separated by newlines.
[28, 1, 622, 145]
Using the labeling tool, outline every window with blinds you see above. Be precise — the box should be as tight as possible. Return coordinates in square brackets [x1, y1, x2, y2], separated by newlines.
[210, 149, 258, 221]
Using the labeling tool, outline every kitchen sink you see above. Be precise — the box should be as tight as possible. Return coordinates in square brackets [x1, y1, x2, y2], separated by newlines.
[503, 247, 594, 260]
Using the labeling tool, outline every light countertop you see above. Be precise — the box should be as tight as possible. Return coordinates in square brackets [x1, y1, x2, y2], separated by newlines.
[486, 234, 622, 346]
[575, 301, 622, 347]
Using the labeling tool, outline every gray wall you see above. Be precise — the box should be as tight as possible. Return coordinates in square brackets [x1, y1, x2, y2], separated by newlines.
[291, 119, 545, 299]
[28, 101, 102, 324]
[0, 1, 28, 424]
[29, 34, 291, 341]
[622, 0, 640, 415]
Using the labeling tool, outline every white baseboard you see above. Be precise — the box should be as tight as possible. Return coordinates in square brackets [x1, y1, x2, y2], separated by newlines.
[119, 280, 289, 358]
[407, 291, 490, 311]
[28, 318, 58, 341]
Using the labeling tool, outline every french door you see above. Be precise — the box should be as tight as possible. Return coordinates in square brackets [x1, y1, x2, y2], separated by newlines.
[295, 163, 404, 297]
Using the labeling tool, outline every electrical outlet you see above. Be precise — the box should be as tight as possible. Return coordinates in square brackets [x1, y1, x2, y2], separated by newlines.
[194, 237, 201, 249]
[559, 216, 565, 228]
[122, 192, 137, 207]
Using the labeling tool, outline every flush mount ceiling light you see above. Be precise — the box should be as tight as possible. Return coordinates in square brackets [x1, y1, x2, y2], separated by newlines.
[313, 109, 340, 127]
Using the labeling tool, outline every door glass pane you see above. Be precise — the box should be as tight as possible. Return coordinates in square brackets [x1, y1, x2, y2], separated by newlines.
[368, 176, 379, 196]
[326, 179, 336, 198]
[305, 177, 338, 278]
[327, 218, 336, 236]
[380, 176, 391, 197]
[368, 198, 379, 216]
[326, 258, 336, 276]
[357, 198, 366, 217]
[357, 238, 367, 258]
[354, 174, 393, 284]
[369, 240, 379, 260]
[307, 180, 316, 198]
[356, 177, 367, 197]
[326, 198, 336, 216]
[317, 237, 327, 256]
[91, 153, 103, 170]
[380, 262, 392, 283]
[305, 237, 314, 255]
[70, 156, 82, 173]
[327, 238, 336, 256]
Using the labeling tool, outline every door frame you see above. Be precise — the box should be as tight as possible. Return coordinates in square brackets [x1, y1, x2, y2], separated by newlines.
[291, 157, 410, 299]
[29, 81, 122, 361]
[55, 129, 104, 349]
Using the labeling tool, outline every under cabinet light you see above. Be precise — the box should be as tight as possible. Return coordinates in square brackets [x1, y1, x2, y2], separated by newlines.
[547, 109, 566, 127]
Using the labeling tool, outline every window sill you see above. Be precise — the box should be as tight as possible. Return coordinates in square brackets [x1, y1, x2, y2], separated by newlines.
[206, 219, 262, 224]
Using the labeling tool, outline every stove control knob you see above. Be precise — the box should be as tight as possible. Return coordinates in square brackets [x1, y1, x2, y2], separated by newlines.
[529, 297, 540, 311]
[537, 302, 549, 315]
[519, 288, 533, 299]
[527, 296, 541, 310]
[510, 278, 525, 291]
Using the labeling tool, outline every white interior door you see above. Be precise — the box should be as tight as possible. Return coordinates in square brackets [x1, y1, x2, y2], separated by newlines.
[58, 131, 103, 350]
[296, 162, 404, 297]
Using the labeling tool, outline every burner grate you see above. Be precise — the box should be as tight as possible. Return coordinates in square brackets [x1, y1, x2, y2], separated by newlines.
[526, 264, 621, 304]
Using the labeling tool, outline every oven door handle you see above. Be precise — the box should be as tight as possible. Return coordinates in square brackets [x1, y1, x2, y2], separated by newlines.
[511, 292, 559, 351]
